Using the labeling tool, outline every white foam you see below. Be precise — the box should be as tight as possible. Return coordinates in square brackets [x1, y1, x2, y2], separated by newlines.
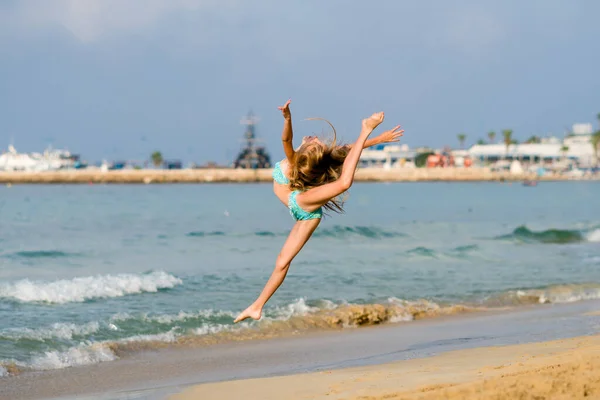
[315, 299, 338, 310]
[117, 328, 179, 344]
[268, 298, 319, 320]
[517, 285, 600, 304]
[109, 309, 237, 325]
[543, 290, 600, 304]
[193, 323, 232, 335]
[0, 271, 182, 304]
[387, 297, 443, 322]
[23, 328, 184, 372]
[389, 313, 414, 323]
[387, 296, 441, 310]
[29, 343, 117, 370]
[587, 229, 600, 243]
[0, 365, 7, 377]
[1, 321, 100, 341]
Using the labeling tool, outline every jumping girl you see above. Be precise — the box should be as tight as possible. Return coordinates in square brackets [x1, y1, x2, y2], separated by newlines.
[234, 100, 403, 323]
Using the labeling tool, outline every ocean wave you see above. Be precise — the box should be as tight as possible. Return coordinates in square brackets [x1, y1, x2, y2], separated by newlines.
[185, 226, 405, 240]
[2, 327, 193, 375]
[110, 309, 233, 324]
[6, 282, 600, 376]
[482, 283, 600, 306]
[314, 226, 406, 239]
[451, 244, 479, 253]
[0, 271, 182, 304]
[0, 321, 100, 341]
[3, 250, 80, 259]
[588, 229, 600, 243]
[29, 343, 118, 371]
[515, 284, 600, 305]
[497, 225, 594, 244]
[406, 247, 437, 257]
[186, 231, 225, 237]
[403, 244, 479, 259]
[0, 298, 473, 375]
[0, 299, 320, 375]
[108, 299, 477, 355]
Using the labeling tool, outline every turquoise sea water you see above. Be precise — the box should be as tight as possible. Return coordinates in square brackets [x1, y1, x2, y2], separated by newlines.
[1, 182, 599, 376]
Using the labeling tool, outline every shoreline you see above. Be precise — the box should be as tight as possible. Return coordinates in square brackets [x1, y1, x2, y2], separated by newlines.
[0, 167, 597, 184]
[2, 299, 600, 400]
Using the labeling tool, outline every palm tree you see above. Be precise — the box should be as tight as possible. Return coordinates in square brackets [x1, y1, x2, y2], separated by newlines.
[502, 129, 513, 159]
[560, 145, 569, 160]
[487, 131, 496, 144]
[525, 135, 541, 144]
[477, 138, 486, 145]
[457, 133, 467, 149]
[151, 151, 163, 168]
[592, 131, 600, 167]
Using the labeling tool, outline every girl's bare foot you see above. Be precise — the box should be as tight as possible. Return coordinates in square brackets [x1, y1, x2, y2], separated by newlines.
[233, 304, 262, 323]
[362, 112, 385, 131]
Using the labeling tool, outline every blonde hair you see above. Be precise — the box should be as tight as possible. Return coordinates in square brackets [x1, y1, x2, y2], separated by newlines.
[288, 118, 350, 214]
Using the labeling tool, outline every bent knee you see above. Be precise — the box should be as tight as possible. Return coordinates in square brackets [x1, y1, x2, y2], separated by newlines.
[275, 255, 290, 271]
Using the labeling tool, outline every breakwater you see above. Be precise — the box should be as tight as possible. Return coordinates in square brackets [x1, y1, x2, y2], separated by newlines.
[0, 168, 592, 184]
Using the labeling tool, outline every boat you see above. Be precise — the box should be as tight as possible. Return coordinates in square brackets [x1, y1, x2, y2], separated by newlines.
[522, 180, 538, 187]
[0, 145, 80, 171]
[233, 112, 272, 169]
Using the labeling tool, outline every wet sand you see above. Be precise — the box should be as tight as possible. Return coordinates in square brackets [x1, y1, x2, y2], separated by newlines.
[3, 300, 600, 400]
[0, 167, 583, 184]
[171, 334, 600, 400]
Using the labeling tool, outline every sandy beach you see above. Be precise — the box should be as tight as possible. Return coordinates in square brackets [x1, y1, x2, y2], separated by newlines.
[171, 334, 600, 400]
[0, 167, 588, 184]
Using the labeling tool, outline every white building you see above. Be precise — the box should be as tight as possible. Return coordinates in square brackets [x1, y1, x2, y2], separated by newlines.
[572, 123, 593, 135]
[359, 144, 417, 168]
[468, 123, 597, 168]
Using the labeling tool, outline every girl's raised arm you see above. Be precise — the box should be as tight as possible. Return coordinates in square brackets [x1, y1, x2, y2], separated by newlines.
[278, 99, 295, 163]
[297, 112, 386, 211]
[345, 125, 404, 150]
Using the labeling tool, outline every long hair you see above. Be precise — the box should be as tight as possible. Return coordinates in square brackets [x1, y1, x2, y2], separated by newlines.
[288, 118, 350, 214]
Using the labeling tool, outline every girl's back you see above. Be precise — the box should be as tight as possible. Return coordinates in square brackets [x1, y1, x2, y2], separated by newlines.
[272, 158, 293, 207]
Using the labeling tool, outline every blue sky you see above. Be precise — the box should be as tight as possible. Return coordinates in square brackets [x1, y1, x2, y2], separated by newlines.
[1, 0, 599, 164]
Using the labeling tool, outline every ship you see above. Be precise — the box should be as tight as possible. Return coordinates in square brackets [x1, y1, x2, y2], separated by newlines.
[0, 145, 84, 171]
[233, 112, 272, 169]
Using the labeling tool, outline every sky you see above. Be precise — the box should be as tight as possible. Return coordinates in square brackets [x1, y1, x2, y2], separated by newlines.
[1, 0, 599, 164]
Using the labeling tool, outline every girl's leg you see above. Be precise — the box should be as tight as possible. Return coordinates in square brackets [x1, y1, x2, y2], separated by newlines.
[234, 219, 320, 323]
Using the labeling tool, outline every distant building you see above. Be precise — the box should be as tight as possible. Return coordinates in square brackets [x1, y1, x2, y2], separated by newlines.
[359, 144, 417, 168]
[468, 123, 596, 167]
[572, 123, 593, 136]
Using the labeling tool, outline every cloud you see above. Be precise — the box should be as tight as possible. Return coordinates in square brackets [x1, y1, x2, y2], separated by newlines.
[2, 0, 232, 43]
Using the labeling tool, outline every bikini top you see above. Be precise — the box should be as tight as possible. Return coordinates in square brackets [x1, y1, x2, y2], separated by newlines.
[272, 161, 290, 185]
[288, 191, 322, 221]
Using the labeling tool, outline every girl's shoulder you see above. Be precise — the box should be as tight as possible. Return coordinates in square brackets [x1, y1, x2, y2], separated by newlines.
[279, 159, 291, 174]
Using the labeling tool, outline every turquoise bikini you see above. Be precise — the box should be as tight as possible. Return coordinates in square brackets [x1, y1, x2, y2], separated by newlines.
[272, 161, 290, 185]
[288, 191, 323, 221]
[273, 161, 323, 221]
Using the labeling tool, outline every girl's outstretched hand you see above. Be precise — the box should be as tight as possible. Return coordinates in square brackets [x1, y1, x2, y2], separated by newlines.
[378, 125, 404, 144]
[277, 99, 292, 120]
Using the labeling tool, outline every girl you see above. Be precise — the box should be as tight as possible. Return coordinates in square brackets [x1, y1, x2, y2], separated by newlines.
[234, 100, 403, 323]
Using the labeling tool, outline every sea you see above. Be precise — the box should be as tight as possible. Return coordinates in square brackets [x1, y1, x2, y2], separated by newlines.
[1, 181, 599, 378]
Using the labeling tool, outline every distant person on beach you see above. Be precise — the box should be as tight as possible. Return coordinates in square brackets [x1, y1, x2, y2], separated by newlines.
[234, 100, 403, 323]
